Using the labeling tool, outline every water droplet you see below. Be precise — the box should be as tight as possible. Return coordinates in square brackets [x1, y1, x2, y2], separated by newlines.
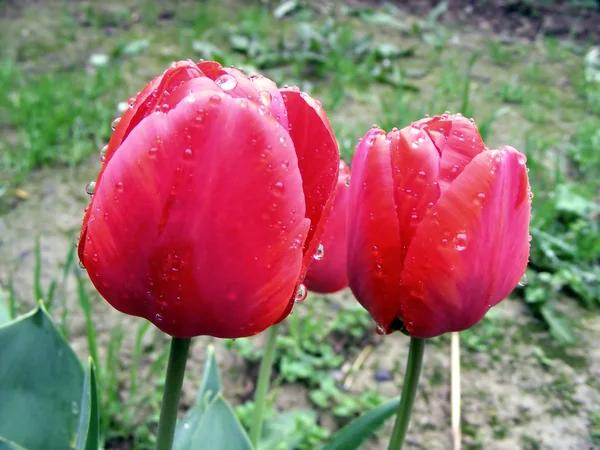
[92, 253, 98, 262]
[518, 273, 528, 287]
[186, 93, 196, 103]
[100, 145, 108, 161]
[272, 181, 284, 195]
[477, 192, 486, 201]
[417, 170, 426, 178]
[259, 90, 272, 106]
[314, 243, 324, 260]
[85, 181, 96, 195]
[183, 148, 193, 159]
[281, 160, 289, 169]
[375, 324, 386, 335]
[345, 176, 351, 186]
[209, 94, 222, 106]
[111, 116, 121, 130]
[375, 263, 383, 276]
[155, 313, 164, 322]
[411, 141, 419, 149]
[79, 260, 85, 269]
[127, 97, 136, 108]
[294, 284, 307, 302]
[116, 181, 124, 192]
[149, 147, 158, 159]
[453, 232, 468, 251]
[517, 153, 527, 165]
[71, 401, 79, 415]
[410, 214, 419, 224]
[215, 74, 237, 91]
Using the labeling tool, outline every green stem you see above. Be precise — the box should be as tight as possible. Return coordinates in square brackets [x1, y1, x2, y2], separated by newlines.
[387, 337, 426, 450]
[249, 324, 280, 446]
[156, 337, 192, 450]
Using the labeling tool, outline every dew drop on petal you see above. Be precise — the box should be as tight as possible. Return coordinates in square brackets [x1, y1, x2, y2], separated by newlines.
[215, 74, 237, 91]
[518, 273, 529, 287]
[209, 94, 222, 106]
[85, 181, 96, 195]
[183, 148, 193, 159]
[100, 145, 108, 161]
[314, 243, 324, 260]
[375, 324, 386, 335]
[294, 284, 307, 303]
[116, 181, 124, 192]
[272, 181, 284, 195]
[155, 313, 164, 322]
[259, 90, 272, 106]
[453, 232, 468, 251]
[71, 401, 79, 415]
[111, 117, 121, 130]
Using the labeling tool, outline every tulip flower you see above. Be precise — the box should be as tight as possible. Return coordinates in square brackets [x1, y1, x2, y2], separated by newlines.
[304, 160, 351, 294]
[78, 60, 340, 339]
[347, 114, 531, 338]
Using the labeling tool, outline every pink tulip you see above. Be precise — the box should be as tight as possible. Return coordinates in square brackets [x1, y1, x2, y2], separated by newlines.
[347, 114, 531, 338]
[305, 161, 351, 293]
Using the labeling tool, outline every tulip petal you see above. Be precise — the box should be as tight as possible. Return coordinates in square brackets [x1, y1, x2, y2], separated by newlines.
[417, 114, 485, 194]
[198, 62, 289, 129]
[304, 161, 350, 293]
[80, 90, 309, 338]
[399, 147, 531, 337]
[281, 89, 339, 280]
[389, 126, 441, 265]
[347, 130, 403, 332]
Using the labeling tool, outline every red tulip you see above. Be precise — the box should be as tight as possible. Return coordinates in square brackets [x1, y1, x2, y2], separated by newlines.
[347, 114, 531, 338]
[304, 160, 351, 293]
[78, 60, 339, 338]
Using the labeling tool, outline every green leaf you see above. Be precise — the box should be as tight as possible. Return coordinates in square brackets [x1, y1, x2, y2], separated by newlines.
[122, 39, 148, 56]
[259, 410, 318, 450]
[174, 345, 228, 450]
[0, 436, 27, 450]
[189, 395, 254, 450]
[540, 306, 576, 347]
[0, 305, 84, 450]
[75, 358, 99, 450]
[273, 0, 299, 19]
[197, 344, 222, 403]
[0, 286, 10, 326]
[321, 397, 400, 450]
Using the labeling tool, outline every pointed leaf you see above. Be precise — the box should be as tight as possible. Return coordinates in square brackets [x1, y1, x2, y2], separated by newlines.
[174, 345, 224, 449]
[75, 358, 99, 450]
[0, 306, 84, 450]
[321, 397, 400, 450]
[189, 395, 254, 450]
[197, 344, 222, 403]
[0, 286, 10, 326]
[0, 437, 27, 450]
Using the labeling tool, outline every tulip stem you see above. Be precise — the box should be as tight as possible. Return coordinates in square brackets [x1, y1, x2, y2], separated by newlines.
[249, 324, 279, 446]
[387, 337, 426, 450]
[156, 337, 191, 450]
